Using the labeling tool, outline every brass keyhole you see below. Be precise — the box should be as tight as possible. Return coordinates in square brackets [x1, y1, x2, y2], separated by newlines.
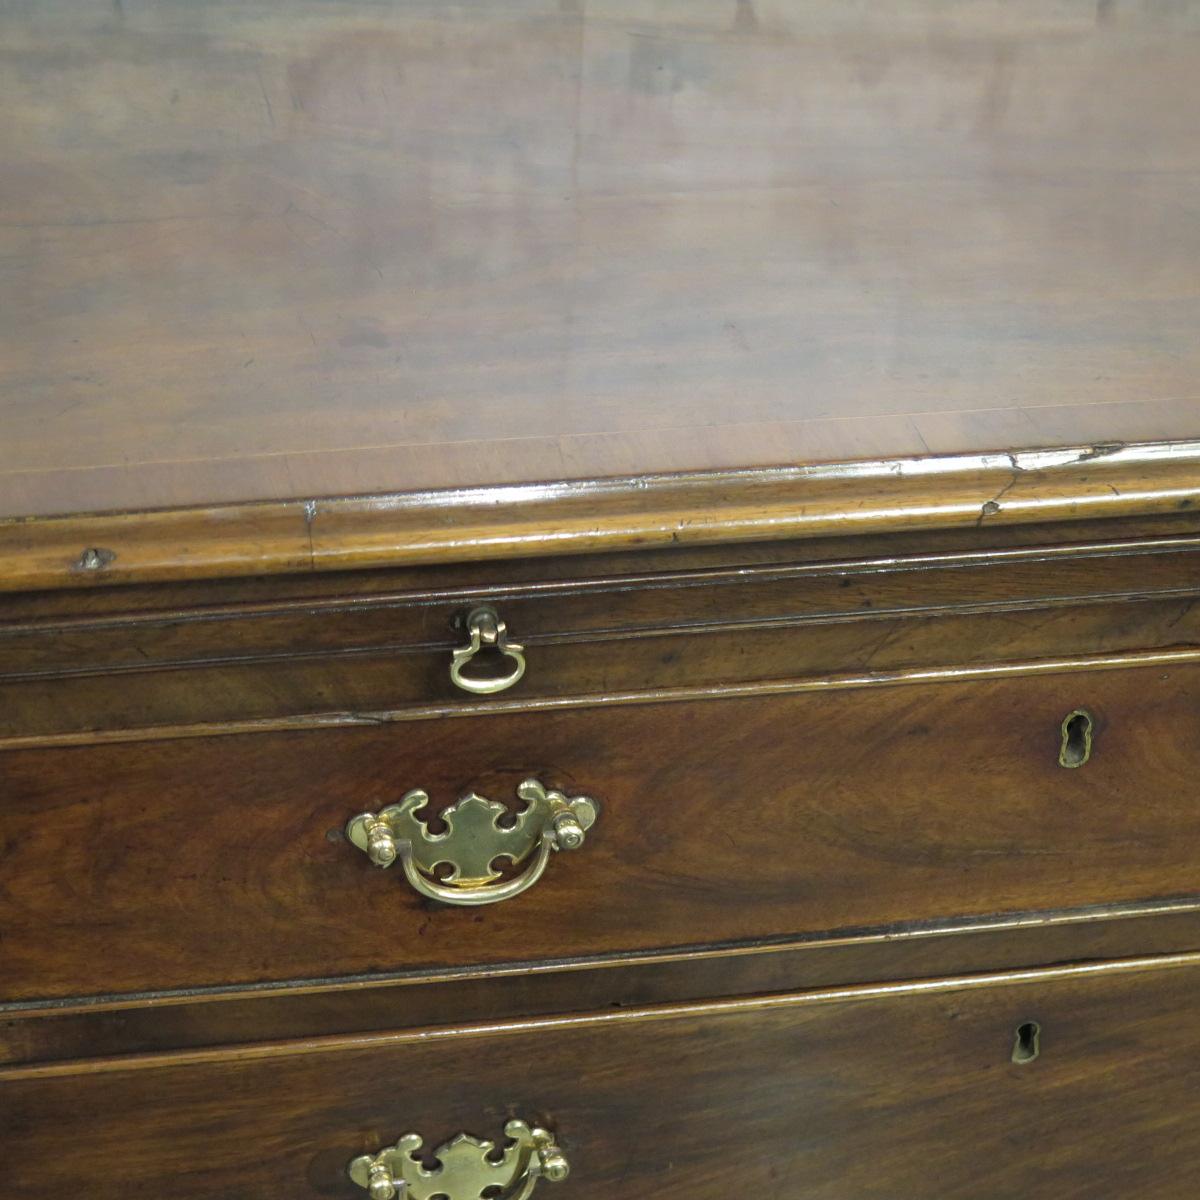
[1058, 709, 1094, 769]
[1012, 1021, 1041, 1064]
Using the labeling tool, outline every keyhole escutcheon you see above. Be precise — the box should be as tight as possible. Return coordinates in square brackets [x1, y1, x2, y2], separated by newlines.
[1012, 1020, 1041, 1064]
[1059, 709, 1095, 769]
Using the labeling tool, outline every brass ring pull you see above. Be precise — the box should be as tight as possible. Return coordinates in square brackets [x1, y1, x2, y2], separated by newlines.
[450, 605, 526, 694]
[349, 1120, 568, 1200]
[346, 779, 598, 907]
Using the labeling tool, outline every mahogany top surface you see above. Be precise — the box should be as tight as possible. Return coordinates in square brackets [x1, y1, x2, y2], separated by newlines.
[2, 2, 1200, 587]
[4, 0, 1200, 515]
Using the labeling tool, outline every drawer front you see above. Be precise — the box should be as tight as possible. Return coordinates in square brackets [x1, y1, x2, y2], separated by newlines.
[2, 957, 1198, 1198]
[6, 533, 1200, 743]
[3, 661, 1200, 1001]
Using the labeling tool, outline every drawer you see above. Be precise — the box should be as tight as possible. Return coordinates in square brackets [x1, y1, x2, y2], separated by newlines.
[2, 955, 1198, 1198]
[9, 905, 1200, 1068]
[6, 532, 1200, 742]
[3, 661, 1200, 1001]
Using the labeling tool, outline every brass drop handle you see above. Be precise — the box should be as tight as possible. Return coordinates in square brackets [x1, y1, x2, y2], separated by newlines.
[349, 1121, 568, 1200]
[450, 605, 527, 694]
[346, 779, 598, 907]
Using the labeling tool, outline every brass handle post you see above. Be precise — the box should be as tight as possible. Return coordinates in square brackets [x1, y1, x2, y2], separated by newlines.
[450, 605, 526, 694]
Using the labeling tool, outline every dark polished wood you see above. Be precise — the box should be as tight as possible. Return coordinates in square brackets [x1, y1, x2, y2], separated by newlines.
[4, 6, 1200, 1193]
[15, 526, 1200, 679]
[3, 957, 1200, 1198]
[6, 510, 1200, 622]
[4, 1, 1200, 588]
[5, 902, 1200, 1070]
[8, 516, 1200, 742]
[4, 0, 1200, 522]
[5, 660, 1200, 1001]
[4, 445, 1200, 592]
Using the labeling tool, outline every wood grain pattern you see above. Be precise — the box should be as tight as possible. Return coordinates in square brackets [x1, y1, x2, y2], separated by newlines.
[8, 521, 1200, 743]
[6, 901, 1200, 1069]
[7, 510, 1200, 622]
[3, 956, 1200, 1197]
[4, 444, 1200, 591]
[6, 662, 1200, 1001]
[5, 5, 1200, 1173]
[3, 0, 1200, 584]
[9, 526, 1200, 677]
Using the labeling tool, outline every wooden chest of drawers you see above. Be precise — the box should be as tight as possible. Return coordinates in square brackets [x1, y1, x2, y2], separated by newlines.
[5, 2, 1200, 1197]
[8, 507, 1200, 1199]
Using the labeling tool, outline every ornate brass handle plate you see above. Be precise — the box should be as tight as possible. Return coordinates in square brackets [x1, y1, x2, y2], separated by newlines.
[349, 1121, 569, 1200]
[450, 605, 526, 694]
[346, 779, 598, 906]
